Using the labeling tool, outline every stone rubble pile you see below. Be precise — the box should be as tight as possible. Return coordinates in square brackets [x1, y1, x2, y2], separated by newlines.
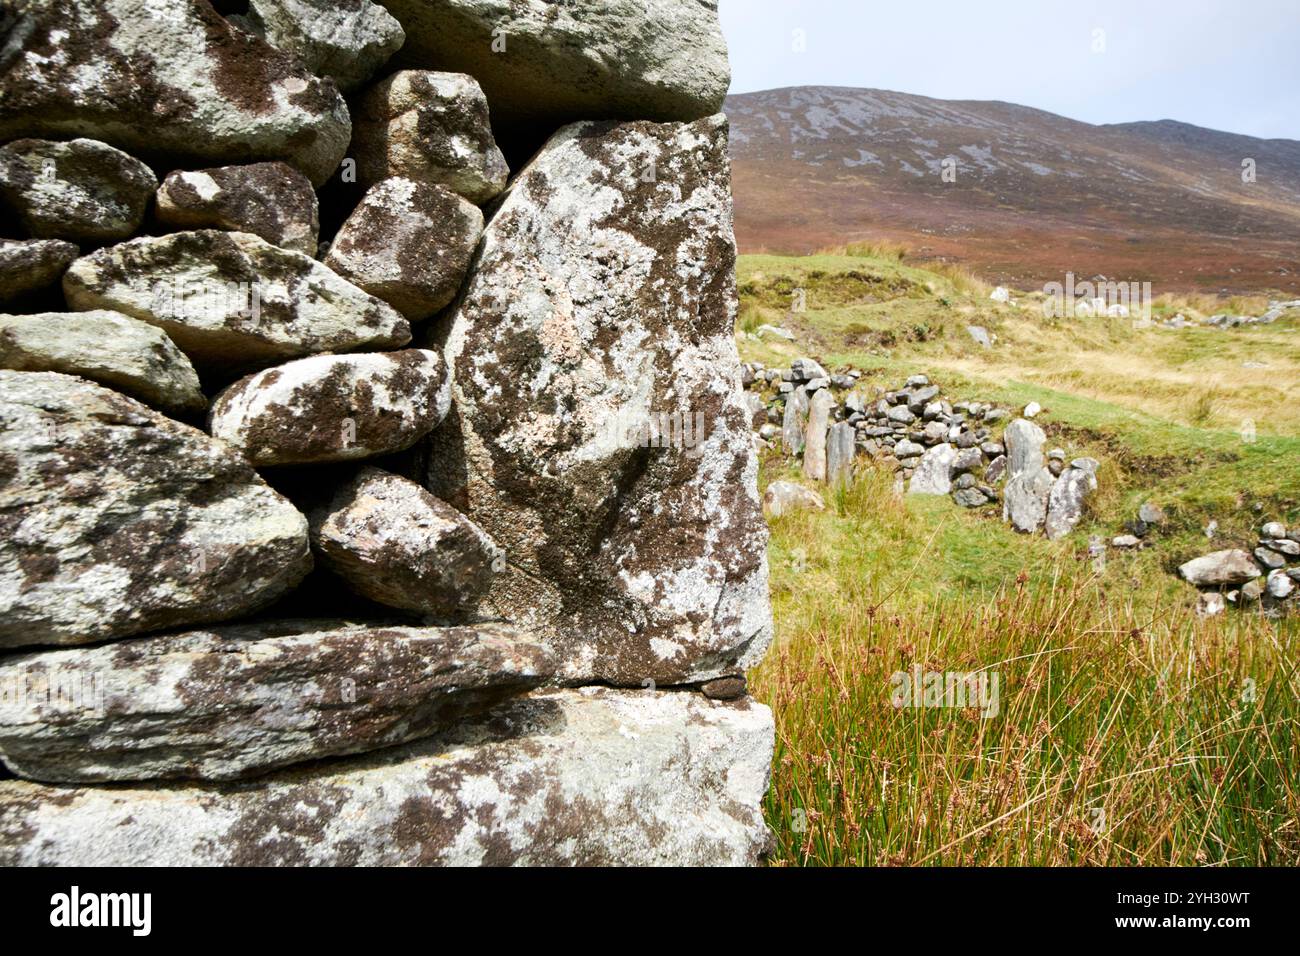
[0, 0, 773, 865]
[743, 361, 1098, 537]
[1178, 520, 1300, 616]
[1161, 299, 1300, 330]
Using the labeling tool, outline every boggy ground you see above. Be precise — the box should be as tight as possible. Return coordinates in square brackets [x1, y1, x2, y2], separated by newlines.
[739, 246, 1300, 865]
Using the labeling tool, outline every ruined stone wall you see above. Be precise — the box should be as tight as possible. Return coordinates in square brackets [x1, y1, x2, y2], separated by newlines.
[0, 0, 774, 865]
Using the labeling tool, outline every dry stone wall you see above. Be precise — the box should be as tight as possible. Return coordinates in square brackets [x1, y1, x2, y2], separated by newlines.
[0, 0, 774, 866]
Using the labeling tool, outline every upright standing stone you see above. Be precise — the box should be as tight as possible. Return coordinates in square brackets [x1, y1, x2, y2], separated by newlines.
[1045, 458, 1099, 540]
[427, 115, 770, 686]
[1003, 418, 1047, 479]
[802, 388, 835, 482]
[826, 422, 856, 487]
[782, 385, 809, 455]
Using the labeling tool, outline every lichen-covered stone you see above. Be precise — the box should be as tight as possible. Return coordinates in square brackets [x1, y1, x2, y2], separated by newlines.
[1178, 549, 1262, 588]
[155, 163, 320, 256]
[232, 0, 405, 93]
[0, 620, 552, 783]
[0, 371, 311, 650]
[1003, 466, 1056, 534]
[908, 443, 956, 495]
[0, 310, 205, 416]
[350, 71, 509, 204]
[0, 239, 78, 305]
[381, 0, 730, 127]
[762, 480, 825, 517]
[209, 349, 451, 466]
[0, 0, 351, 186]
[63, 231, 410, 374]
[427, 115, 771, 687]
[0, 138, 157, 243]
[323, 178, 483, 321]
[1044, 458, 1099, 540]
[1003, 418, 1047, 479]
[0, 687, 773, 865]
[309, 468, 500, 615]
[801, 388, 834, 482]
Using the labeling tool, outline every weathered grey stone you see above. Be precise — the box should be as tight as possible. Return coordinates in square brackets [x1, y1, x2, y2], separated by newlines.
[966, 325, 992, 347]
[155, 162, 320, 256]
[802, 388, 834, 482]
[1267, 568, 1296, 599]
[351, 71, 509, 204]
[0, 687, 774, 865]
[762, 480, 825, 517]
[324, 178, 483, 321]
[1263, 538, 1300, 557]
[1261, 521, 1286, 539]
[894, 439, 924, 459]
[1138, 501, 1166, 525]
[0, 311, 205, 416]
[789, 357, 827, 382]
[0, 138, 157, 242]
[0, 0, 351, 186]
[826, 421, 855, 486]
[953, 488, 989, 508]
[1003, 466, 1055, 533]
[1178, 549, 1262, 587]
[381, 0, 730, 126]
[1254, 547, 1286, 570]
[63, 231, 410, 374]
[922, 420, 949, 444]
[1003, 418, 1046, 479]
[781, 385, 809, 454]
[0, 239, 78, 305]
[1044, 460, 1098, 540]
[0, 371, 311, 650]
[209, 349, 451, 466]
[309, 468, 500, 615]
[427, 115, 770, 687]
[233, 0, 405, 92]
[908, 442, 956, 495]
[952, 447, 983, 473]
[0, 620, 552, 783]
[985, 454, 1007, 483]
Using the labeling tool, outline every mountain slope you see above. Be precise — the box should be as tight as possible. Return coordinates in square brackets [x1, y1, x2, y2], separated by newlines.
[726, 86, 1300, 293]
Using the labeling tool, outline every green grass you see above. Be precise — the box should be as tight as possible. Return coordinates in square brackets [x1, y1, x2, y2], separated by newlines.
[741, 247, 1300, 866]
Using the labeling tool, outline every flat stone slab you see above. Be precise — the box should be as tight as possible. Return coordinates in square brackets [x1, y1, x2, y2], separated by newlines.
[0, 687, 774, 866]
[0, 620, 553, 783]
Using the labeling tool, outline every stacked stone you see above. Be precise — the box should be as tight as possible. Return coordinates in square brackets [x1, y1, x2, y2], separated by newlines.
[744, 364, 1099, 537]
[1179, 521, 1300, 616]
[0, 0, 773, 865]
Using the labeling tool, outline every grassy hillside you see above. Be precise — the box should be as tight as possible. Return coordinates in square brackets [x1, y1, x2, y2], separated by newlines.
[739, 246, 1300, 865]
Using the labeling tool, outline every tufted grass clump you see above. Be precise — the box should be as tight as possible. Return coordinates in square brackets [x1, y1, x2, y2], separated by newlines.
[751, 466, 1300, 866]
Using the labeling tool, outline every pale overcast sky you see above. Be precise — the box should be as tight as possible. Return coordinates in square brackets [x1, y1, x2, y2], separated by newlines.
[719, 0, 1300, 140]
